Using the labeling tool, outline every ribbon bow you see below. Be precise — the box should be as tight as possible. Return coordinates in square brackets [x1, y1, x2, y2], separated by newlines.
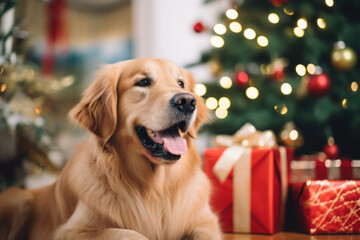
[214, 122, 277, 149]
[213, 123, 278, 183]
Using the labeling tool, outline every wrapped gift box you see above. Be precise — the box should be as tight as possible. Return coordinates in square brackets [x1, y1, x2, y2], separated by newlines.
[290, 155, 360, 183]
[289, 180, 360, 234]
[204, 147, 292, 234]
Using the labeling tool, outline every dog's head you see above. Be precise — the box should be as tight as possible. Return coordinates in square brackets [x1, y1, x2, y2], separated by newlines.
[69, 58, 208, 164]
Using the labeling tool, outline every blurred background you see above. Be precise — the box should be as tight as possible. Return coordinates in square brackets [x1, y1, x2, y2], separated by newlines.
[0, 0, 359, 190]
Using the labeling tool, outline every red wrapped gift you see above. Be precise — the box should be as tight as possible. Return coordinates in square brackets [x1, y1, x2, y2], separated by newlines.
[204, 146, 292, 234]
[290, 180, 360, 234]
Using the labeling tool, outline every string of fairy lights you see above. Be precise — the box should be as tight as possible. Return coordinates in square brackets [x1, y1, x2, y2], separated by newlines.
[194, 0, 358, 120]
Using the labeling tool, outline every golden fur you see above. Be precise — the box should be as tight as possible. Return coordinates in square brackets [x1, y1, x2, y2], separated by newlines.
[0, 58, 222, 240]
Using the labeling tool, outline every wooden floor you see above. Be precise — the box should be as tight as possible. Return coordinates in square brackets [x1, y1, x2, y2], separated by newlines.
[223, 232, 360, 240]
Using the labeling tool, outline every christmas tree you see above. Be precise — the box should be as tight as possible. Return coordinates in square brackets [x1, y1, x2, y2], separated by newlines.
[0, 0, 70, 190]
[194, 0, 360, 158]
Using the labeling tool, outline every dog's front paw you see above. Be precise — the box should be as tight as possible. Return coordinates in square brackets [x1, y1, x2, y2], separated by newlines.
[184, 228, 222, 240]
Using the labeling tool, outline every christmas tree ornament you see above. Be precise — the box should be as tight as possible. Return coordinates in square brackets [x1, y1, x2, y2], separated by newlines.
[274, 103, 288, 115]
[235, 71, 249, 88]
[268, 58, 288, 81]
[208, 58, 223, 76]
[270, 0, 289, 7]
[331, 41, 357, 71]
[272, 69, 284, 81]
[323, 137, 339, 160]
[193, 21, 205, 33]
[307, 73, 332, 97]
[0, 82, 7, 93]
[296, 76, 309, 98]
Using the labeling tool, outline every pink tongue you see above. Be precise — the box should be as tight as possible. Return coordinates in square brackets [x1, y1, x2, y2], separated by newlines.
[154, 131, 187, 155]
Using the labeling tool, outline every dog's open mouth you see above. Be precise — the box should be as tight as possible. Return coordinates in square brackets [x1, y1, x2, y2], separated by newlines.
[135, 121, 188, 161]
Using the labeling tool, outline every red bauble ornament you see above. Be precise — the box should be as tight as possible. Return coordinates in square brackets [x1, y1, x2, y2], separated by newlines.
[323, 142, 339, 160]
[308, 73, 332, 97]
[270, 0, 289, 7]
[271, 69, 284, 81]
[193, 21, 205, 33]
[235, 71, 249, 88]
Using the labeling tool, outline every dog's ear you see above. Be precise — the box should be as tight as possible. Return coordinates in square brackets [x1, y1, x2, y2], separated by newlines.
[185, 71, 210, 139]
[69, 64, 121, 142]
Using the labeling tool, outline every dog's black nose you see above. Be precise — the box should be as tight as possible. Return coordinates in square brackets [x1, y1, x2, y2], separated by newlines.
[171, 93, 197, 114]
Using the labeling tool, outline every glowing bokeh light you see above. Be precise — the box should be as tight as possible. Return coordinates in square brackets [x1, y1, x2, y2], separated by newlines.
[268, 13, 280, 24]
[246, 87, 259, 99]
[244, 28, 256, 40]
[226, 9, 238, 19]
[214, 23, 227, 35]
[219, 97, 231, 109]
[229, 22, 242, 33]
[215, 108, 228, 119]
[257, 36, 269, 47]
[194, 84, 207, 96]
[219, 76, 233, 89]
[289, 130, 299, 140]
[325, 0, 334, 7]
[293, 27, 305, 37]
[281, 83, 292, 95]
[210, 36, 225, 48]
[317, 18, 327, 29]
[297, 18, 308, 29]
[351, 82, 358, 92]
[296, 64, 306, 76]
[206, 97, 218, 110]
[307, 64, 316, 75]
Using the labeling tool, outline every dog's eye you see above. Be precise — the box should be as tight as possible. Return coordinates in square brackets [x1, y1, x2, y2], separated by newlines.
[135, 78, 151, 87]
[178, 80, 184, 88]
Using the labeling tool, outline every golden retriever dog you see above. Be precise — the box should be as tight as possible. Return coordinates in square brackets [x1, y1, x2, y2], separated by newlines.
[0, 58, 222, 240]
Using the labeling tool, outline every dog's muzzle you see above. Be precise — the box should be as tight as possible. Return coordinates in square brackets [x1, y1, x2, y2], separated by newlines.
[136, 93, 197, 161]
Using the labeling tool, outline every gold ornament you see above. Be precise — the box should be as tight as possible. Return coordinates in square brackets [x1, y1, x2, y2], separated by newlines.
[296, 76, 309, 99]
[331, 42, 357, 71]
[208, 58, 224, 76]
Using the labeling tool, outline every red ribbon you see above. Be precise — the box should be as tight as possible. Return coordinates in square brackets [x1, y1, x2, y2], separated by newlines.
[340, 158, 353, 179]
[315, 160, 327, 180]
[315, 158, 353, 180]
[42, 0, 68, 76]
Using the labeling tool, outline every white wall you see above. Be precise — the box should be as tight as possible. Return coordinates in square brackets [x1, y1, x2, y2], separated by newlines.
[132, 0, 229, 82]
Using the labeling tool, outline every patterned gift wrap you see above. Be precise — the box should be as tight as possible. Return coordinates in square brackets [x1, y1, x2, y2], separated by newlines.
[290, 180, 360, 234]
